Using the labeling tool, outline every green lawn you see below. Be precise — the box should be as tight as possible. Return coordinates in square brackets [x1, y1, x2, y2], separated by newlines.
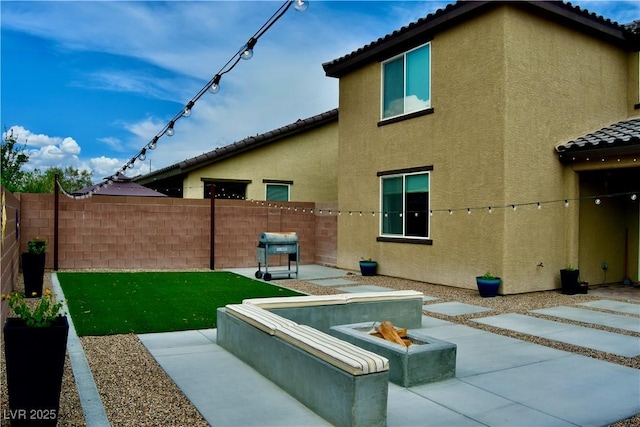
[57, 271, 302, 336]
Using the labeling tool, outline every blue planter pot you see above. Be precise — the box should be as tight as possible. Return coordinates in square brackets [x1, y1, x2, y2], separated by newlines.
[476, 277, 500, 297]
[359, 261, 377, 276]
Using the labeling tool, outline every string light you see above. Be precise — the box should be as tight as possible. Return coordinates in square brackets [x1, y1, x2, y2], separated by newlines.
[166, 121, 175, 137]
[209, 74, 221, 94]
[56, 0, 308, 199]
[183, 101, 194, 117]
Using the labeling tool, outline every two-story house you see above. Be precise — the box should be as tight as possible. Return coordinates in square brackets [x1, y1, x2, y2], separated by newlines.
[323, 1, 640, 293]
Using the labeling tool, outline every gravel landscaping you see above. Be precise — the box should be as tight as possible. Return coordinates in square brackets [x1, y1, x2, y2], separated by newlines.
[2, 271, 639, 426]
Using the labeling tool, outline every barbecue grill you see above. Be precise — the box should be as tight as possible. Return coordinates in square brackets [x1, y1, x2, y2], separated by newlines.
[255, 232, 299, 281]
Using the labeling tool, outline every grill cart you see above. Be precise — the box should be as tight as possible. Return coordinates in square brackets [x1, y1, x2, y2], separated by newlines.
[255, 232, 299, 281]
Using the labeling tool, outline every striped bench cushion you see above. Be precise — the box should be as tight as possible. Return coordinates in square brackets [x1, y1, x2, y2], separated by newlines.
[225, 304, 297, 335]
[275, 324, 389, 375]
[243, 294, 347, 309]
[344, 290, 424, 303]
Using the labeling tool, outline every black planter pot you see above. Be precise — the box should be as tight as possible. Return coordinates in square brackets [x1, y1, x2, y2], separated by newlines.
[560, 269, 580, 295]
[359, 261, 377, 276]
[3, 316, 69, 427]
[22, 252, 46, 298]
[476, 277, 501, 297]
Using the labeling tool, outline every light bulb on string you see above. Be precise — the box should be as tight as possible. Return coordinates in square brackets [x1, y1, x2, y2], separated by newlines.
[564, 200, 569, 207]
[595, 198, 601, 205]
[293, 0, 309, 12]
[183, 101, 194, 117]
[631, 194, 638, 201]
[148, 137, 158, 150]
[240, 38, 256, 60]
[166, 121, 175, 137]
[209, 75, 221, 94]
[139, 148, 147, 162]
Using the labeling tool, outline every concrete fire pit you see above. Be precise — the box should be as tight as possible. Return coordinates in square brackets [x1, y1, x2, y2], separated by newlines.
[330, 322, 456, 387]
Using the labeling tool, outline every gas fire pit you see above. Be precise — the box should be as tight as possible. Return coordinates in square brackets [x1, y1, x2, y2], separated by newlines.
[330, 322, 456, 387]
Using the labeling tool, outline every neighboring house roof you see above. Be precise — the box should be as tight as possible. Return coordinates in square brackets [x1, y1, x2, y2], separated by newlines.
[556, 118, 640, 164]
[135, 108, 338, 185]
[75, 173, 167, 197]
[323, 1, 640, 78]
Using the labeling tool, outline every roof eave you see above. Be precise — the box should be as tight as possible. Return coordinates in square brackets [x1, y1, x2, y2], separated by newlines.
[323, 1, 636, 79]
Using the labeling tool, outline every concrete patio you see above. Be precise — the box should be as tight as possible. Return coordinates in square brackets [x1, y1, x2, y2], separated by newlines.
[53, 266, 640, 426]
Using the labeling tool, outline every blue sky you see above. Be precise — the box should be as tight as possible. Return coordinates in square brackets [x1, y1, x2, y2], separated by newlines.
[2, 1, 638, 183]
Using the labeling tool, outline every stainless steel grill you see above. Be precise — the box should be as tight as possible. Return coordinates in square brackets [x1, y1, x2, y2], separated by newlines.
[255, 232, 299, 281]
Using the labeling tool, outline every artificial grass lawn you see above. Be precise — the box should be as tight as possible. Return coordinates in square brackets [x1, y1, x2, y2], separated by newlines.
[57, 271, 302, 336]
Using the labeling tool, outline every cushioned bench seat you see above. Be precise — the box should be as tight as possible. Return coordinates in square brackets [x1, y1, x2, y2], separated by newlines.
[217, 304, 390, 427]
[242, 294, 347, 308]
[275, 324, 388, 375]
[243, 290, 423, 308]
[225, 303, 297, 334]
[225, 304, 388, 375]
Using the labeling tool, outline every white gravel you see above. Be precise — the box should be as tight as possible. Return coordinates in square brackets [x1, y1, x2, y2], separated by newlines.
[2, 272, 639, 426]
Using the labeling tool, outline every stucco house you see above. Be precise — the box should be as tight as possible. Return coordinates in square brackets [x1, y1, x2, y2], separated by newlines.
[322, 1, 640, 294]
[135, 109, 338, 202]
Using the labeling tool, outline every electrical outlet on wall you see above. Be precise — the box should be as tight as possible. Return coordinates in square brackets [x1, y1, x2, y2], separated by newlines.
[601, 261, 608, 270]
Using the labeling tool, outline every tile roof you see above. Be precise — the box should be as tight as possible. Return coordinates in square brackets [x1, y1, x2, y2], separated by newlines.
[556, 118, 640, 163]
[323, 1, 639, 78]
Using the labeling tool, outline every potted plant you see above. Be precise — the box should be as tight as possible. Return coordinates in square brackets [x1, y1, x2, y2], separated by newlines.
[2, 289, 68, 427]
[22, 238, 47, 298]
[475, 271, 501, 297]
[560, 265, 580, 295]
[359, 258, 378, 276]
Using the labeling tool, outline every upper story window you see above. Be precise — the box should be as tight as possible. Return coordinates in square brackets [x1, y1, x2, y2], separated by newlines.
[379, 167, 431, 239]
[265, 181, 291, 201]
[382, 43, 431, 120]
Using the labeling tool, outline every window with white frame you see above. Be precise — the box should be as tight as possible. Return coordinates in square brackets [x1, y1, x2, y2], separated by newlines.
[382, 43, 431, 120]
[265, 182, 290, 201]
[379, 168, 430, 239]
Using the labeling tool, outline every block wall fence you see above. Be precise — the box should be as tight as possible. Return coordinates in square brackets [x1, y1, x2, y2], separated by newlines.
[1, 187, 21, 325]
[0, 190, 338, 318]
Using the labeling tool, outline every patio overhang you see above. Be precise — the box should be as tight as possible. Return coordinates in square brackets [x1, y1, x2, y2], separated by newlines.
[556, 118, 640, 167]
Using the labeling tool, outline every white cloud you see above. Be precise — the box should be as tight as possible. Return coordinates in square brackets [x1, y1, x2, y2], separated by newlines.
[89, 156, 128, 179]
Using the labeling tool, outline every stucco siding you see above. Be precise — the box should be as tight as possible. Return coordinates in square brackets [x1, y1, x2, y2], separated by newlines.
[337, 8, 508, 288]
[501, 7, 632, 292]
[183, 121, 338, 201]
[335, 4, 638, 293]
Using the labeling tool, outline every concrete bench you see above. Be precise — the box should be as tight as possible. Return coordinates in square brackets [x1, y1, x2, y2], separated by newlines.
[243, 290, 424, 333]
[217, 304, 389, 427]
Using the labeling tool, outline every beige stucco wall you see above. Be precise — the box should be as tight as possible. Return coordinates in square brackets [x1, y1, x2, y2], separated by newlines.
[335, 5, 637, 293]
[182, 121, 338, 202]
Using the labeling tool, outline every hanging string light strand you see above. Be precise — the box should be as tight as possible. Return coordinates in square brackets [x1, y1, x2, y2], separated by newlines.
[60, 0, 308, 200]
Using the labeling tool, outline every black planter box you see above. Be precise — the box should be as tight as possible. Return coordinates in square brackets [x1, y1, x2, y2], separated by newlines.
[3, 316, 69, 426]
[560, 269, 580, 295]
[21, 252, 46, 298]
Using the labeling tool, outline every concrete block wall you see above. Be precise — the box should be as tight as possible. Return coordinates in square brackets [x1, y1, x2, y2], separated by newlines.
[214, 200, 317, 269]
[1, 187, 21, 325]
[16, 194, 337, 272]
[315, 201, 338, 267]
